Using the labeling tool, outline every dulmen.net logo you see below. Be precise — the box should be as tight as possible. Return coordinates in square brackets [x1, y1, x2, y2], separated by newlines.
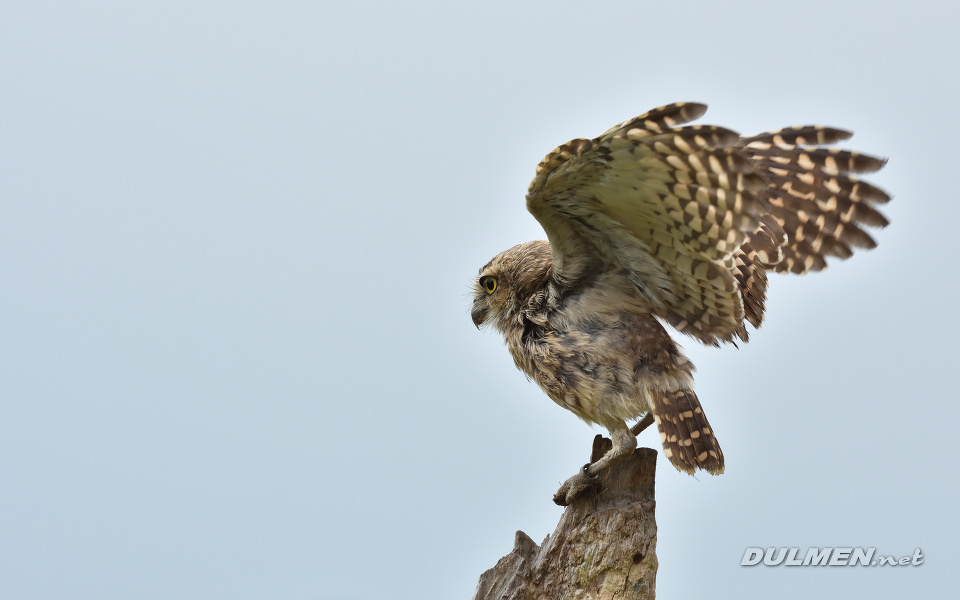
[741, 547, 924, 567]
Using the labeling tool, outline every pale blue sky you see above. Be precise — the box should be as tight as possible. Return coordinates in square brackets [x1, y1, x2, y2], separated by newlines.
[1, 1, 957, 598]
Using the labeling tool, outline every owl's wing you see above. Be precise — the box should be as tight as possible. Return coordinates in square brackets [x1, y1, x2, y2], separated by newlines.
[526, 102, 889, 345]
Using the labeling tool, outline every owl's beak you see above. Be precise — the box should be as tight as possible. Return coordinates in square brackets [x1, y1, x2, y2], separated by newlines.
[471, 302, 487, 330]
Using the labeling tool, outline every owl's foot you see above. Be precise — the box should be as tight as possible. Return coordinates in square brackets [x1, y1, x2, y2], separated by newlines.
[553, 464, 601, 506]
[553, 426, 637, 506]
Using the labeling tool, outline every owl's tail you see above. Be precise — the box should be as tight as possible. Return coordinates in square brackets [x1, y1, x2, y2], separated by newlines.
[649, 389, 724, 475]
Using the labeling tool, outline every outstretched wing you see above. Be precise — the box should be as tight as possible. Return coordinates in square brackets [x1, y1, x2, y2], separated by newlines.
[526, 102, 889, 345]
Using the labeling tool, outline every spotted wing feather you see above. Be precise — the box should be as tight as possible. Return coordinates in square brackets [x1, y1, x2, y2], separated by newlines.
[526, 103, 889, 345]
[739, 127, 891, 275]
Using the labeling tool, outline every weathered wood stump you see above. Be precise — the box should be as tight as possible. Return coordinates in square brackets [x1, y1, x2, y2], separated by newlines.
[472, 437, 658, 600]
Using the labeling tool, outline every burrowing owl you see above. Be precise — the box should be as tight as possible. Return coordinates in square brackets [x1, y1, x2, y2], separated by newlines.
[470, 102, 889, 505]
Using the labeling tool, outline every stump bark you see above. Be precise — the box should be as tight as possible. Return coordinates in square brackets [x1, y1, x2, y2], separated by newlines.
[472, 437, 658, 600]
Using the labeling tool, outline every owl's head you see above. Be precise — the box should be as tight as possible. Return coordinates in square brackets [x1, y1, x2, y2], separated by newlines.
[471, 240, 553, 333]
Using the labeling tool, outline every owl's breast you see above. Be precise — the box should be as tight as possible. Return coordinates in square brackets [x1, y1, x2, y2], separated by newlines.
[506, 311, 689, 427]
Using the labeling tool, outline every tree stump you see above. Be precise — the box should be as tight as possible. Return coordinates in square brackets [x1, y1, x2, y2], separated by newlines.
[472, 437, 658, 600]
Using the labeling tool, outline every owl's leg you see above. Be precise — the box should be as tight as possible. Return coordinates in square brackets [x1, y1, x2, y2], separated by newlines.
[584, 424, 637, 475]
[553, 422, 636, 506]
[630, 412, 655, 436]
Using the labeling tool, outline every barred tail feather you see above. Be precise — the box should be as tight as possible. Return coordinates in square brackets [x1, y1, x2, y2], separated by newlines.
[650, 389, 724, 475]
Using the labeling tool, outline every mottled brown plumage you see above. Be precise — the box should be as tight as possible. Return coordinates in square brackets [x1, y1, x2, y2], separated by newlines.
[470, 102, 889, 504]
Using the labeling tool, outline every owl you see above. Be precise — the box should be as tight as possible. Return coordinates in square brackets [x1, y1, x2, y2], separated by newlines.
[470, 102, 889, 505]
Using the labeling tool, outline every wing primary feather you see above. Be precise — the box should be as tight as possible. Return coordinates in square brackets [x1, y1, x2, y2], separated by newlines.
[741, 125, 853, 147]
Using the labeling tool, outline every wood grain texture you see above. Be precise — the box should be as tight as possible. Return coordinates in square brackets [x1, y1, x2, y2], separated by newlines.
[473, 441, 658, 600]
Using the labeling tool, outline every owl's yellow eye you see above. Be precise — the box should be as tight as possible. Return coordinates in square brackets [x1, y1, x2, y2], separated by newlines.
[481, 276, 497, 295]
